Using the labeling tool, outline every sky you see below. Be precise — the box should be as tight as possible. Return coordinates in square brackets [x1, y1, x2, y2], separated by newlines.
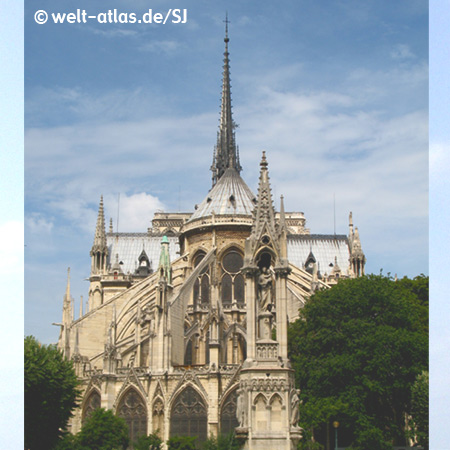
[25, 0, 428, 347]
[0, 1, 445, 449]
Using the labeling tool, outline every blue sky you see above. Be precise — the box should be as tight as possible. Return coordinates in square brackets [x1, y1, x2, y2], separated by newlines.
[25, 0, 428, 348]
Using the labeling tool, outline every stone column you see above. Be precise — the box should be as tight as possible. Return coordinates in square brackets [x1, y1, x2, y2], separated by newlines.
[242, 265, 258, 361]
[274, 266, 290, 360]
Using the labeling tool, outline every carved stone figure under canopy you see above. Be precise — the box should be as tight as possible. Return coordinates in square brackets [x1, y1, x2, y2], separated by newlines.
[257, 266, 273, 312]
[290, 390, 300, 427]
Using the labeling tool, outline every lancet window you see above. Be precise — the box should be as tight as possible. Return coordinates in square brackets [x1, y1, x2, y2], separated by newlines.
[81, 390, 101, 424]
[117, 389, 148, 444]
[220, 389, 239, 435]
[170, 386, 207, 442]
[193, 252, 210, 308]
[220, 249, 244, 307]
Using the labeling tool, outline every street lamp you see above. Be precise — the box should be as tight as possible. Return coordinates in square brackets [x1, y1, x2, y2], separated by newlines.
[332, 421, 339, 450]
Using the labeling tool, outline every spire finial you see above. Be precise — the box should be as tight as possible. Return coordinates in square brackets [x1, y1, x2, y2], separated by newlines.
[224, 13, 230, 43]
[261, 151, 268, 168]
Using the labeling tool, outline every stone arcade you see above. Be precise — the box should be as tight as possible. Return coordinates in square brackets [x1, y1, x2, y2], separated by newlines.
[57, 24, 365, 449]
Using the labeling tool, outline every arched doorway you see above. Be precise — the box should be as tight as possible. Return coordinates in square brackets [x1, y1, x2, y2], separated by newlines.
[170, 386, 207, 443]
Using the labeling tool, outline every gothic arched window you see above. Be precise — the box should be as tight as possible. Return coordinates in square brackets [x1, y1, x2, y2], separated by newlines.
[193, 252, 210, 307]
[221, 250, 244, 307]
[82, 390, 101, 424]
[220, 389, 239, 435]
[117, 389, 148, 444]
[170, 386, 207, 443]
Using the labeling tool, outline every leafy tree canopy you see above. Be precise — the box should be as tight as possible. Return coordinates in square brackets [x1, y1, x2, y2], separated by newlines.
[288, 275, 428, 450]
[133, 431, 163, 450]
[77, 408, 129, 450]
[24, 336, 80, 450]
[411, 371, 429, 449]
[167, 435, 198, 450]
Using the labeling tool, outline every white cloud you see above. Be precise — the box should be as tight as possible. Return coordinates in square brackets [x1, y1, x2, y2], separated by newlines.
[390, 44, 415, 60]
[105, 192, 165, 232]
[26, 213, 54, 235]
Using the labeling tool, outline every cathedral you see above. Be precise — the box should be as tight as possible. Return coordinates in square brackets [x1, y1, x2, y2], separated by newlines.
[57, 24, 365, 449]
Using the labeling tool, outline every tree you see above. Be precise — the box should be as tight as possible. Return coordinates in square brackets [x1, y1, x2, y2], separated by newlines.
[77, 408, 129, 450]
[167, 435, 198, 450]
[24, 336, 80, 450]
[133, 431, 163, 450]
[411, 371, 429, 449]
[288, 275, 428, 450]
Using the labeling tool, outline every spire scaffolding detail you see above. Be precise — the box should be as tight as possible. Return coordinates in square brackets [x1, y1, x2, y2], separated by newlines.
[211, 15, 242, 187]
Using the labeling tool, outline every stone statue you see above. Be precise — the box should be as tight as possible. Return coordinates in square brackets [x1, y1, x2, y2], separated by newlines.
[236, 387, 246, 427]
[257, 266, 273, 312]
[236, 389, 244, 427]
[290, 390, 300, 427]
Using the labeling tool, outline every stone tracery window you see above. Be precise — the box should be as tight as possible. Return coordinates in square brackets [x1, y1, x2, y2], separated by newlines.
[117, 388, 148, 444]
[82, 390, 101, 424]
[170, 386, 207, 443]
[220, 389, 239, 435]
[221, 250, 244, 306]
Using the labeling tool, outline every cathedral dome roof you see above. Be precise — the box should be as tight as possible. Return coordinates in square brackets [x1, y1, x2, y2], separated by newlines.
[189, 168, 256, 221]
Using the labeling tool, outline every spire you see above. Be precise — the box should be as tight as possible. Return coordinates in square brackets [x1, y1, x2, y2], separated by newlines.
[91, 196, 107, 253]
[64, 267, 71, 303]
[252, 151, 277, 239]
[211, 14, 242, 186]
[279, 195, 286, 232]
[63, 267, 73, 324]
[90, 196, 108, 274]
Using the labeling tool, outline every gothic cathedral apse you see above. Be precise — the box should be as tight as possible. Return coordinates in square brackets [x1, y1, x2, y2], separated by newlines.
[57, 21, 365, 450]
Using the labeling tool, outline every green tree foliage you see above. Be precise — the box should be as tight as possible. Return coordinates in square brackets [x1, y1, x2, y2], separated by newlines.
[167, 435, 198, 450]
[24, 336, 80, 450]
[77, 408, 129, 450]
[288, 275, 428, 450]
[411, 371, 429, 449]
[133, 431, 163, 450]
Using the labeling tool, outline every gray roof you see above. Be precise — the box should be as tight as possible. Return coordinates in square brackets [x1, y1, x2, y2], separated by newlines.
[287, 235, 351, 276]
[189, 168, 256, 221]
[106, 233, 180, 275]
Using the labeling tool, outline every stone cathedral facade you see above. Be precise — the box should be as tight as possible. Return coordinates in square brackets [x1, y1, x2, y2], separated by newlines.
[57, 26, 365, 449]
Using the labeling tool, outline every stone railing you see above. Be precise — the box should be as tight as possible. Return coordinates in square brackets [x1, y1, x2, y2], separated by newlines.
[181, 214, 253, 233]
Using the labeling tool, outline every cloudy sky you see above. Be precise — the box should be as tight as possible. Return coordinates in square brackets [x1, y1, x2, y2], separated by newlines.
[25, 0, 428, 347]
